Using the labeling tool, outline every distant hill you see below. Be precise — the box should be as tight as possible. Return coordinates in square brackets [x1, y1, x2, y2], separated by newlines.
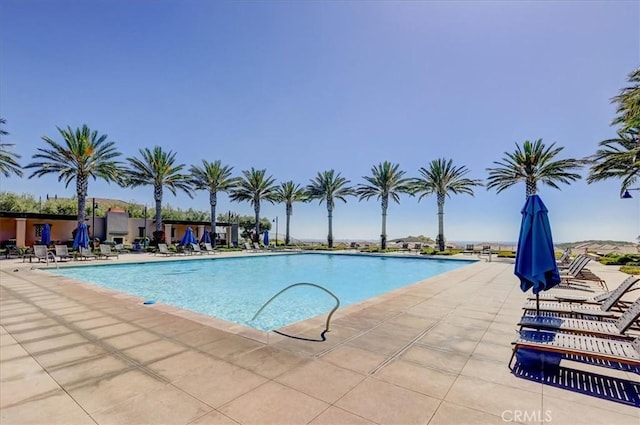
[390, 235, 435, 243]
[556, 240, 636, 249]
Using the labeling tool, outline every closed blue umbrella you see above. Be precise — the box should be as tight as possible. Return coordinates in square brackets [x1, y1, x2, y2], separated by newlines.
[73, 222, 90, 249]
[200, 229, 211, 244]
[263, 230, 269, 246]
[515, 195, 561, 314]
[181, 227, 197, 246]
[41, 224, 51, 246]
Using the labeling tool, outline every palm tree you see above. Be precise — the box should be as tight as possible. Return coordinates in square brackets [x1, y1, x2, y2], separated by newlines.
[306, 170, 354, 248]
[228, 168, 278, 242]
[356, 161, 413, 249]
[611, 67, 640, 132]
[275, 180, 308, 245]
[412, 158, 483, 251]
[0, 118, 23, 178]
[190, 160, 238, 247]
[125, 147, 193, 241]
[587, 128, 639, 196]
[25, 124, 122, 224]
[486, 139, 582, 197]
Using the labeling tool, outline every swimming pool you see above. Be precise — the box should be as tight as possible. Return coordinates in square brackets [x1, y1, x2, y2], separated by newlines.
[49, 253, 474, 331]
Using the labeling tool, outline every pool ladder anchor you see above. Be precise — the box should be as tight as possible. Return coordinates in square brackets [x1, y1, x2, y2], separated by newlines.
[251, 282, 340, 341]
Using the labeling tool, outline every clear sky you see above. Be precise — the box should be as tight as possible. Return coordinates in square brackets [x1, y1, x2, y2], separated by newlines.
[1, 1, 638, 243]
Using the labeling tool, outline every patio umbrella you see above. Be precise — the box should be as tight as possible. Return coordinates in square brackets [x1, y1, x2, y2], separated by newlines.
[263, 230, 269, 246]
[515, 194, 561, 314]
[73, 222, 90, 249]
[180, 227, 197, 246]
[200, 229, 211, 244]
[41, 224, 51, 246]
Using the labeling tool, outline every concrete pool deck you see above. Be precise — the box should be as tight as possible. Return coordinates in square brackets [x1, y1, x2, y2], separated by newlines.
[1, 252, 638, 424]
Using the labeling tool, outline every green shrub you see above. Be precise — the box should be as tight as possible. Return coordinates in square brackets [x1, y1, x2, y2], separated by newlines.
[620, 265, 640, 275]
[497, 251, 516, 258]
[599, 254, 640, 266]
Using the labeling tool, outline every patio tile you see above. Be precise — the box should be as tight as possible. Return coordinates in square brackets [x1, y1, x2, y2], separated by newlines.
[275, 359, 365, 403]
[336, 377, 440, 424]
[122, 339, 187, 363]
[219, 381, 329, 425]
[429, 401, 506, 425]
[401, 345, 470, 374]
[91, 384, 212, 425]
[66, 369, 169, 414]
[308, 406, 376, 424]
[172, 358, 267, 407]
[233, 345, 309, 379]
[21, 333, 89, 353]
[147, 350, 223, 381]
[373, 358, 457, 399]
[542, 391, 639, 424]
[71, 316, 121, 330]
[0, 341, 29, 361]
[84, 322, 140, 339]
[2, 317, 58, 333]
[48, 354, 132, 386]
[171, 326, 228, 347]
[320, 345, 387, 375]
[0, 355, 47, 381]
[102, 329, 161, 350]
[32, 343, 108, 369]
[189, 410, 241, 425]
[11, 325, 73, 343]
[0, 390, 93, 425]
[199, 335, 264, 360]
[0, 370, 61, 409]
[445, 375, 542, 419]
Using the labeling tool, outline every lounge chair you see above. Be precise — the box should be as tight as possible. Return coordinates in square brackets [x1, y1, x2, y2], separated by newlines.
[522, 286, 634, 318]
[189, 243, 204, 255]
[78, 247, 97, 261]
[54, 245, 71, 261]
[114, 243, 129, 253]
[556, 248, 571, 266]
[559, 256, 608, 290]
[528, 275, 638, 306]
[253, 242, 265, 251]
[518, 298, 640, 340]
[32, 245, 53, 263]
[202, 242, 216, 254]
[98, 244, 119, 259]
[156, 243, 176, 256]
[509, 331, 640, 371]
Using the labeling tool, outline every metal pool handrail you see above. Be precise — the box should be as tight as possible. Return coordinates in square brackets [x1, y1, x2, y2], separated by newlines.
[251, 282, 340, 333]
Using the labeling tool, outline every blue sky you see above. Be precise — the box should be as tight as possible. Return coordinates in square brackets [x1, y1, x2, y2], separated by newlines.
[1, 1, 638, 243]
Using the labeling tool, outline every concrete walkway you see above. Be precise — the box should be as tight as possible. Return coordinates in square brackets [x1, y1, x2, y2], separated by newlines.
[1, 253, 638, 424]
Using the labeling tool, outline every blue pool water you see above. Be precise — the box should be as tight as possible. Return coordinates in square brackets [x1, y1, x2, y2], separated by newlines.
[49, 253, 473, 331]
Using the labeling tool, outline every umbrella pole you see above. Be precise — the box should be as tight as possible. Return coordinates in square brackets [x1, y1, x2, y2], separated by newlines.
[536, 293, 540, 315]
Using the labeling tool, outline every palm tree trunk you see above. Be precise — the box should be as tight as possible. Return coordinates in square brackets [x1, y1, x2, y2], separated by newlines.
[76, 174, 88, 224]
[437, 193, 445, 251]
[254, 202, 260, 243]
[154, 184, 163, 232]
[526, 179, 537, 197]
[381, 195, 388, 250]
[285, 202, 292, 245]
[210, 191, 217, 248]
[327, 204, 334, 248]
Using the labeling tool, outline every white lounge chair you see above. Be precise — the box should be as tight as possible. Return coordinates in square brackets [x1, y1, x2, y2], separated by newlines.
[99, 244, 119, 259]
[54, 245, 71, 261]
[156, 243, 176, 256]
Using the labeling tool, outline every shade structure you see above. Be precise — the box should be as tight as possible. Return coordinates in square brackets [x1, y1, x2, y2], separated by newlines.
[73, 223, 90, 249]
[181, 227, 197, 246]
[263, 230, 269, 246]
[515, 194, 561, 313]
[200, 229, 211, 244]
[41, 224, 51, 246]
